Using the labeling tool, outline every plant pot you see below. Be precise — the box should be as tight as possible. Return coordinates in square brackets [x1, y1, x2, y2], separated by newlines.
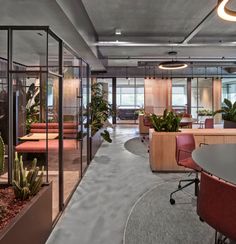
[90, 128, 104, 159]
[0, 183, 52, 244]
[224, 120, 236, 128]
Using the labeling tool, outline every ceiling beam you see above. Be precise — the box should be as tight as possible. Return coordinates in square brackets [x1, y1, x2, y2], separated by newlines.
[181, 5, 218, 44]
[95, 41, 236, 47]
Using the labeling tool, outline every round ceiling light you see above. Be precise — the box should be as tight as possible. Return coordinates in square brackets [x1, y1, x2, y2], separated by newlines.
[217, 0, 236, 21]
[158, 61, 188, 70]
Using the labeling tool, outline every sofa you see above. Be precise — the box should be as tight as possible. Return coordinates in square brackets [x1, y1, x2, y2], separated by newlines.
[15, 123, 78, 153]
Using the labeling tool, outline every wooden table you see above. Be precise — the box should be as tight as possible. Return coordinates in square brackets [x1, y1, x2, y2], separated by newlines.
[19, 133, 58, 141]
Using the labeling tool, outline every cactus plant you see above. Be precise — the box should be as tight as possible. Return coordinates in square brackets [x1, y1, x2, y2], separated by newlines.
[0, 136, 5, 174]
[12, 152, 44, 201]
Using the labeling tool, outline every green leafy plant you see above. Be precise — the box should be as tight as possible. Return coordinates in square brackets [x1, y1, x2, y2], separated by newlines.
[0, 136, 5, 174]
[150, 109, 181, 132]
[13, 152, 44, 201]
[213, 98, 236, 122]
[134, 108, 145, 115]
[89, 82, 113, 143]
[26, 83, 40, 133]
[197, 109, 213, 116]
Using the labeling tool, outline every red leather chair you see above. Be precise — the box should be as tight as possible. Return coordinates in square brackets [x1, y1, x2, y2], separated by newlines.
[204, 118, 214, 128]
[141, 115, 152, 142]
[170, 134, 201, 205]
[197, 172, 236, 243]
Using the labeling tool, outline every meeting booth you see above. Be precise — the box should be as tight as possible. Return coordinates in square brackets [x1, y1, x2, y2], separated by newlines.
[0, 26, 91, 221]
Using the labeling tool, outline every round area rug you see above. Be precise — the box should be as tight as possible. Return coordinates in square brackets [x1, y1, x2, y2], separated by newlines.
[124, 137, 148, 158]
[124, 182, 215, 244]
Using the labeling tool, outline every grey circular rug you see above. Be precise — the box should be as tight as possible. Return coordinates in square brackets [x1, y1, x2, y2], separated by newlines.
[124, 182, 215, 244]
[124, 137, 148, 158]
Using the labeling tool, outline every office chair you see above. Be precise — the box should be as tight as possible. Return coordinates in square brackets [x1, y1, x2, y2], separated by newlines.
[204, 118, 214, 128]
[197, 171, 236, 243]
[170, 134, 201, 205]
[141, 115, 152, 142]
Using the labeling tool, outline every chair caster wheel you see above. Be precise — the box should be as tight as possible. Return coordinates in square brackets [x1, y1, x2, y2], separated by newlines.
[170, 198, 175, 205]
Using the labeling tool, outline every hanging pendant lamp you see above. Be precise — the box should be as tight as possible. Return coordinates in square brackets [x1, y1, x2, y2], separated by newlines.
[217, 0, 236, 22]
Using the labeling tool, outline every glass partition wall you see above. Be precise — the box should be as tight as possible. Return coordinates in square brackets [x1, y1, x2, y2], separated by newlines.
[0, 27, 90, 222]
[97, 77, 144, 124]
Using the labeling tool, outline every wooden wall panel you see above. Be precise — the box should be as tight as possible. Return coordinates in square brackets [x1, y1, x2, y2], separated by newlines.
[144, 78, 172, 115]
[213, 79, 222, 124]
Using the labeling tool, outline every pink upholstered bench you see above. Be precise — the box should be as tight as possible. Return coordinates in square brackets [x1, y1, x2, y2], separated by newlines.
[15, 139, 77, 153]
[15, 123, 78, 153]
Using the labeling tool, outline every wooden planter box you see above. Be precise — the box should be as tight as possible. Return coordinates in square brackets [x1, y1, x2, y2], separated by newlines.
[149, 129, 236, 172]
[0, 183, 52, 244]
[90, 128, 104, 159]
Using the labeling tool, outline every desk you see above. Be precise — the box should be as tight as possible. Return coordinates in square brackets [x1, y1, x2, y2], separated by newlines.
[192, 144, 236, 184]
[19, 133, 58, 141]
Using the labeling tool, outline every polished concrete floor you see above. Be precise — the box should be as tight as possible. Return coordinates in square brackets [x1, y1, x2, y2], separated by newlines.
[46, 125, 193, 244]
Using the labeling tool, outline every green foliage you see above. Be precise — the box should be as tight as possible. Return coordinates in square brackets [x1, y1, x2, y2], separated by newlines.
[150, 109, 181, 132]
[197, 109, 213, 116]
[101, 130, 112, 143]
[0, 136, 5, 175]
[213, 98, 236, 122]
[26, 83, 40, 133]
[89, 82, 113, 143]
[13, 152, 44, 201]
[134, 108, 145, 115]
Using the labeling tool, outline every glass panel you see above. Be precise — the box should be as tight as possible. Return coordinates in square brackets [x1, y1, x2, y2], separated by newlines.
[191, 78, 198, 119]
[48, 34, 59, 74]
[81, 61, 89, 174]
[222, 78, 236, 104]
[0, 30, 8, 183]
[47, 74, 59, 220]
[12, 30, 47, 70]
[198, 78, 213, 113]
[172, 78, 187, 114]
[191, 78, 213, 120]
[63, 47, 81, 203]
[117, 78, 137, 124]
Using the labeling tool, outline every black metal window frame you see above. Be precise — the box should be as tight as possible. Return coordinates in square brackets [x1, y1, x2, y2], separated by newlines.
[0, 25, 91, 223]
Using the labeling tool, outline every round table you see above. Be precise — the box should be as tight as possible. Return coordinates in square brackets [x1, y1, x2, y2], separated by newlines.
[192, 144, 236, 185]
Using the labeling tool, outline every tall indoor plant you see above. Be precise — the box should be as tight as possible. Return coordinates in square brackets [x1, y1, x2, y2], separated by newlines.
[89, 82, 113, 143]
[214, 98, 236, 128]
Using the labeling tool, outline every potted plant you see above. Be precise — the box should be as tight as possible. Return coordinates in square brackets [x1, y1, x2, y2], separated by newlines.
[150, 109, 181, 132]
[88, 83, 113, 158]
[197, 109, 213, 117]
[0, 152, 52, 244]
[213, 98, 236, 128]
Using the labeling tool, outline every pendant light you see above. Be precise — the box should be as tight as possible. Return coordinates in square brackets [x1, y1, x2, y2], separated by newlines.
[217, 0, 236, 22]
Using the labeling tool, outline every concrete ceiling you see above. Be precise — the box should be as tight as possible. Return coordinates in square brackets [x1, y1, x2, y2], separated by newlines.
[0, 0, 104, 70]
[1, 0, 236, 74]
[81, 0, 236, 70]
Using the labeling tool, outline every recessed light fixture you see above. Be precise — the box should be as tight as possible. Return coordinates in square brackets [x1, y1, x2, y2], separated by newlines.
[217, 0, 236, 21]
[158, 61, 188, 70]
[115, 29, 122, 35]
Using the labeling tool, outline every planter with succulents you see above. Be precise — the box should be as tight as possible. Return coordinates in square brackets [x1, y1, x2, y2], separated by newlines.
[0, 139, 52, 244]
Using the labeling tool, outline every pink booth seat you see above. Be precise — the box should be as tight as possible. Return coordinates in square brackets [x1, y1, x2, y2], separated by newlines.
[15, 139, 77, 153]
[30, 122, 78, 139]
